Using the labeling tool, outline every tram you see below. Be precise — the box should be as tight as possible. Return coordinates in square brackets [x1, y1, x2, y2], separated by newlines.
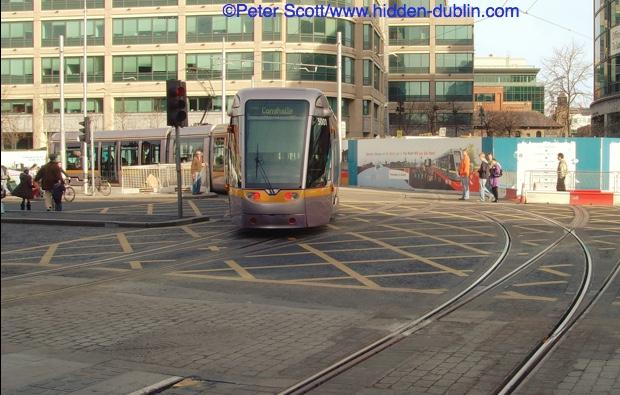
[49, 124, 228, 193]
[226, 88, 340, 229]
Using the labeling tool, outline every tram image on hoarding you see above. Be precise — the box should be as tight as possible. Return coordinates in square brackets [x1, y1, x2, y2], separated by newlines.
[409, 149, 463, 190]
[226, 88, 340, 229]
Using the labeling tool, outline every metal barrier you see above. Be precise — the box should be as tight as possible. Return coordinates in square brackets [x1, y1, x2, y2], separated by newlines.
[524, 170, 620, 192]
[121, 163, 210, 194]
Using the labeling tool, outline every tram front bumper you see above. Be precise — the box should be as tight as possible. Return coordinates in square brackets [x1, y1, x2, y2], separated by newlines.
[239, 213, 307, 229]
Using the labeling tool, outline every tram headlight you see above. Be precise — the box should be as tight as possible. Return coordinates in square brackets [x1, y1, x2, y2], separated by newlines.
[246, 192, 261, 201]
[284, 192, 299, 200]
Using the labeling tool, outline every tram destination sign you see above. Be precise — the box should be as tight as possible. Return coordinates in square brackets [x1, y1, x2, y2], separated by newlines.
[246, 100, 309, 118]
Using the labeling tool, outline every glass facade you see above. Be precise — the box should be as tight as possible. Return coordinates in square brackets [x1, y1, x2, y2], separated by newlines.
[113, 17, 177, 44]
[435, 25, 473, 45]
[262, 52, 281, 80]
[112, 54, 177, 81]
[114, 97, 165, 112]
[1, 0, 32, 11]
[41, 56, 105, 83]
[474, 72, 544, 113]
[388, 81, 430, 101]
[286, 53, 354, 83]
[389, 53, 429, 74]
[1, 22, 33, 48]
[287, 18, 354, 47]
[113, 0, 177, 6]
[44, 98, 104, 113]
[435, 81, 473, 102]
[262, 17, 281, 41]
[389, 25, 429, 46]
[41, 19, 105, 47]
[1, 100, 33, 113]
[1, 58, 33, 84]
[186, 15, 253, 42]
[42, 0, 104, 10]
[186, 52, 253, 80]
[435, 53, 473, 74]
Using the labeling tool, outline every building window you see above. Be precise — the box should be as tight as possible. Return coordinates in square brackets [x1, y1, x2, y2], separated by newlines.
[187, 0, 252, 4]
[42, 20, 105, 47]
[42, 0, 104, 10]
[435, 81, 473, 102]
[363, 60, 372, 86]
[435, 25, 473, 45]
[435, 53, 473, 74]
[113, 17, 177, 44]
[389, 25, 429, 46]
[113, 54, 177, 81]
[262, 17, 281, 41]
[474, 93, 495, 102]
[1, 22, 33, 48]
[373, 30, 381, 53]
[113, 0, 177, 6]
[44, 98, 103, 113]
[186, 15, 253, 42]
[363, 100, 370, 116]
[1, 0, 33, 11]
[390, 53, 429, 74]
[41, 56, 104, 83]
[363, 24, 371, 50]
[1, 100, 33, 113]
[327, 97, 351, 117]
[188, 96, 212, 111]
[262, 51, 281, 79]
[187, 52, 253, 80]
[287, 53, 354, 83]
[388, 81, 430, 102]
[287, 17, 354, 47]
[437, 113, 472, 126]
[1, 58, 33, 84]
[114, 97, 165, 113]
[373, 64, 380, 90]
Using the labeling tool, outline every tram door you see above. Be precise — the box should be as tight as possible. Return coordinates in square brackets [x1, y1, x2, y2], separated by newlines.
[101, 142, 118, 183]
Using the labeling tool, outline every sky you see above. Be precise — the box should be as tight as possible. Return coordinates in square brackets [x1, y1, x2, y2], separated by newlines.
[472, 0, 593, 102]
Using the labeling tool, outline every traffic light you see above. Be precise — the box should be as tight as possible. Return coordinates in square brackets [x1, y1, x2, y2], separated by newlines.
[166, 79, 188, 127]
[78, 116, 91, 142]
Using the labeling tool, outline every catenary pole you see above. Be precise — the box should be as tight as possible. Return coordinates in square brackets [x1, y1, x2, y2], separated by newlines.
[221, 37, 226, 124]
[175, 125, 183, 218]
[337, 32, 342, 141]
[82, 1, 89, 194]
[59, 35, 66, 170]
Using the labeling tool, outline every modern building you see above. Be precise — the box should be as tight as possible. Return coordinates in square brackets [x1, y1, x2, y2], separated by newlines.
[473, 56, 545, 114]
[591, 0, 619, 136]
[387, 0, 474, 136]
[1, 0, 474, 148]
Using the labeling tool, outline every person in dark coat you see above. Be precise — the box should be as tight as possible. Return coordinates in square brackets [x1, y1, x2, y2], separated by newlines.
[34, 154, 64, 211]
[12, 168, 35, 210]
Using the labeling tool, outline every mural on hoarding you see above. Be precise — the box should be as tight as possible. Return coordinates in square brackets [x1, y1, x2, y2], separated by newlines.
[515, 141, 577, 192]
[355, 138, 483, 191]
[610, 142, 620, 192]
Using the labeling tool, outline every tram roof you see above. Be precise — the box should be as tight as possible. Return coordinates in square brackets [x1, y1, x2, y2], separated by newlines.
[233, 88, 325, 102]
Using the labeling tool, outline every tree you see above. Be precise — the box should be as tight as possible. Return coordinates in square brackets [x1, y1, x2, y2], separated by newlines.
[1, 84, 26, 149]
[487, 111, 520, 137]
[541, 41, 592, 137]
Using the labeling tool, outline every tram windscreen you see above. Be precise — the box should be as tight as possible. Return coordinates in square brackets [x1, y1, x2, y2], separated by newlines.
[244, 100, 309, 189]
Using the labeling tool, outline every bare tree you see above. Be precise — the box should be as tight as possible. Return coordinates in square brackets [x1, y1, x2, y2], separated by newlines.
[488, 111, 520, 137]
[1, 85, 25, 149]
[542, 41, 592, 137]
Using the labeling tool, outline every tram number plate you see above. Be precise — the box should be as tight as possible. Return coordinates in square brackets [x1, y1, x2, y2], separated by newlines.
[316, 118, 327, 126]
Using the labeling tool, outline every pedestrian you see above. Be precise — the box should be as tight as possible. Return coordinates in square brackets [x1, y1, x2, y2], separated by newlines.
[556, 153, 568, 192]
[11, 168, 35, 210]
[190, 150, 205, 195]
[458, 148, 471, 200]
[1, 165, 8, 214]
[34, 154, 64, 211]
[489, 158, 502, 202]
[477, 152, 492, 202]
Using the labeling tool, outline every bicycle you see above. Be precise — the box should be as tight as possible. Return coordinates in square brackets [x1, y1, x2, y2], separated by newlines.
[86, 176, 112, 196]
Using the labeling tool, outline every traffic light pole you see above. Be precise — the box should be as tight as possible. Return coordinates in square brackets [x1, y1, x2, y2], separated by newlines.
[175, 125, 183, 218]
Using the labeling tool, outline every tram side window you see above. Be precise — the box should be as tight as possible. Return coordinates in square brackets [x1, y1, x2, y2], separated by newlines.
[173, 138, 203, 162]
[121, 142, 139, 166]
[306, 116, 332, 188]
[227, 117, 242, 187]
[213, 137, 225, 171]
[66, 147, 83, 170]
[141, 140, 161, 165]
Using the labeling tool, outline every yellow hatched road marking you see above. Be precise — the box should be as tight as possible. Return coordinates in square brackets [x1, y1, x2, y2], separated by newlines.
[496, 291, 557, 302]
[130, 261, 143, 269]
[538, 267, 571, 277]
[406, 218, 494, 237]
[99, 207, 110, 214]
[187, 200, 202, 216]
[39, 244, 59, 265]
[366, 269, 474, 278]
[326, 224, 340, 230]
[380, 224, 491, 256]
[225, 260, 255, 280]
[351, 217, 371, 223]
[522, 241, 540, 247]
[247, 251, 311, 258]
[590, 239, 617, 246]
[299, 243, 380, 288]
[182, 226, 200, 238]
[349, 232, 469, 277]
[613, 297, 620, 306]
[427, 210, 484, 223]
[130, 259, 175, 270]
[167, 272, 446, 294]
[513, 280, 568, 287]
[116, 233, 133, 253]
[147, 204, 154, 215]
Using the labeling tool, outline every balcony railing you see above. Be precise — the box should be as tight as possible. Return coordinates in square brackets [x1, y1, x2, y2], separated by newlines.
[435, 66, 473, 74]
[113, 0, 177, 6]
[113, 34, 177, 45]
[41, 0, 104, 10]
[42, 36, 104, 47]
[113, 71, 176, 81]
[435, 39, 473, 46]
[1, 0, 33, 11]
[1, 38, 33, 48]
[42, 74, 105, 83]
[186, 32, 254, 43]
[389, 66, 429, 74]
[0, 75, 34, 84]
[435, 94, 473, 102]
[287, 33, 353, 47]
[389, 38, 429, 46]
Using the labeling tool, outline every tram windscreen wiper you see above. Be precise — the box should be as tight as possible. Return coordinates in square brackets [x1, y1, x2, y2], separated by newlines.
[255, 144, 275, 194]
